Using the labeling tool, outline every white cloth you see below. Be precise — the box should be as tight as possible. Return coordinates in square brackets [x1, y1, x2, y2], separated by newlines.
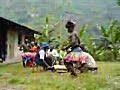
[82, 52, 97, 68]
[47, 49, 59, 57]
[39, 50, 45, 60]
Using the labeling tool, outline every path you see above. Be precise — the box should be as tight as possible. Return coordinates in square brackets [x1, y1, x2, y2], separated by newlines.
[2, 57, 21, 64]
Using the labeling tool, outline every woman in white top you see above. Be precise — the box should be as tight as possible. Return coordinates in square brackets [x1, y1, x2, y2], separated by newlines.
[47, 44, 60, 65]
[34, 42, 54, 70]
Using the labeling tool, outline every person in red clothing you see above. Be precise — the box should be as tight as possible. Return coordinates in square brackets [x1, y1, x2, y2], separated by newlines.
[30, 42, 38, 52]
[21, 42, 38, 67]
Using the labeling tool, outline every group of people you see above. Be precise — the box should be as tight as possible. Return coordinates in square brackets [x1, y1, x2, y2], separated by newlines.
[20, 40, 66, 70]
[20, 20, 97, 76]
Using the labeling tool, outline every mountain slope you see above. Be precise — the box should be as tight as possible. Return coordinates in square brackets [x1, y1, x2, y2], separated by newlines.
[0, 0, 120, 31]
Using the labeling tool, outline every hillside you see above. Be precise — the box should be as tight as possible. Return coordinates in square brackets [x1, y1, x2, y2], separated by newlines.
[0, 0, 120, 32]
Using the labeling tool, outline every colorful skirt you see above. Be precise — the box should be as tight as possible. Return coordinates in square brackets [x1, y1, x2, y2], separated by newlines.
[21, 52, 36, 61]
[64, 47, 88, 63]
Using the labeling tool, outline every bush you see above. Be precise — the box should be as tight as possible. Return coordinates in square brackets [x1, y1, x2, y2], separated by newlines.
[78, 20, 120, 61]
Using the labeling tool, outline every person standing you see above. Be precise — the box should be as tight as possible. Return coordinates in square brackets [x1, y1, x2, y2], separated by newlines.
[63, 20, 97, 76]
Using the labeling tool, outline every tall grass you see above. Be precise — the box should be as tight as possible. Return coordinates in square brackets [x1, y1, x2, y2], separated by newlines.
[0, 62, 120, 90]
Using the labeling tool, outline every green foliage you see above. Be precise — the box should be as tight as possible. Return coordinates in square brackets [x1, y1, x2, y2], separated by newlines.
[78, 25, 100, 60]
[117, 0, 120, 6]
[79, 24, 88, 40]
[78, 20, 120, 61]
[0, 0, 120, 31]
[38, 17, 50, 43]
[38, 17, 62, 48]
[97, 20, 120, 61]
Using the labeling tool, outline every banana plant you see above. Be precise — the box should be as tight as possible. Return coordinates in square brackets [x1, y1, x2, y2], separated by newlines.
[97, 20, 120, 61]
[78, 25, 97, 55]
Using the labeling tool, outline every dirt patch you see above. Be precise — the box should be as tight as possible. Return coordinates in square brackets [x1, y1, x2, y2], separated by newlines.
[0, 83, 25, 90]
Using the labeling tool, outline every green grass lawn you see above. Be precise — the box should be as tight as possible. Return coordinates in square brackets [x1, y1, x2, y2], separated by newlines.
[0, 62, 120, 90]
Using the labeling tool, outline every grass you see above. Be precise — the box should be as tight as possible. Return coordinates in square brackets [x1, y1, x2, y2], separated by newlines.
[0, 62, 120, 90]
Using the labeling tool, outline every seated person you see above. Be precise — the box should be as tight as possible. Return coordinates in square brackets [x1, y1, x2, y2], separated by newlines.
[34, 42, 53, 70]
[30, 42, 38, 52]
[47, 44, 60, 65]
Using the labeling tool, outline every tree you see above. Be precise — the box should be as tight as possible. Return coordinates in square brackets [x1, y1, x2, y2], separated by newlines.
[38, 17, 50, 43]
[78, 21, 120, 61]
[97, 20, 120, 61]
[78, 25, 102, 60]
[117, 0, 120, 6]
[38, 16, 62, 47]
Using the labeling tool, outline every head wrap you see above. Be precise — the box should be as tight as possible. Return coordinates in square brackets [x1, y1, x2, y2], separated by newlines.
[65, 20, 76, 28]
